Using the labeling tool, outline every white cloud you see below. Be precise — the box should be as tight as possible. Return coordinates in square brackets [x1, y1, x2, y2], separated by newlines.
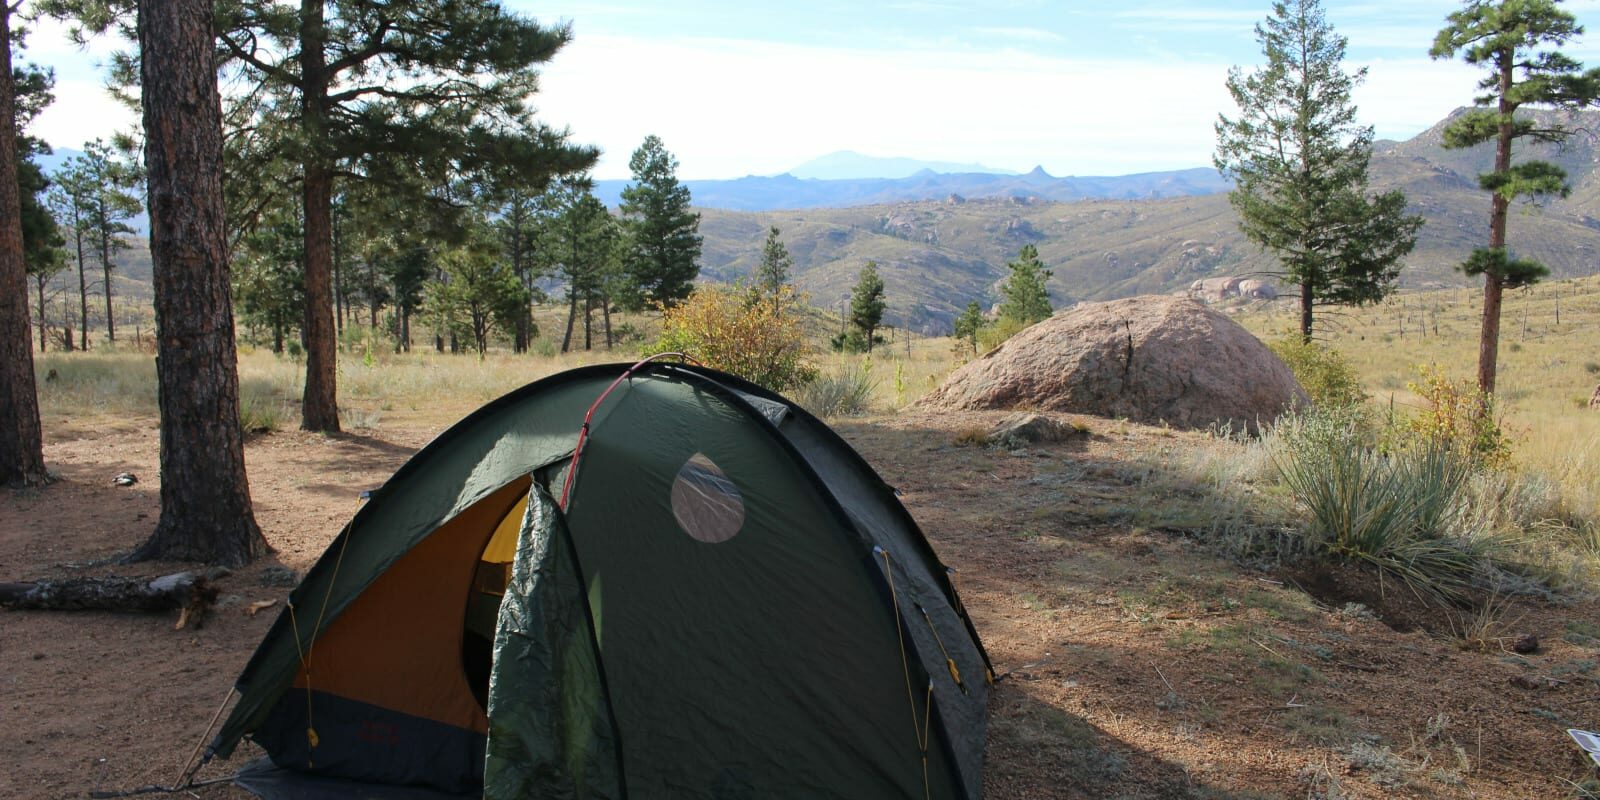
[534, 35, 1236, 179]
[972, 27, 1064, 43]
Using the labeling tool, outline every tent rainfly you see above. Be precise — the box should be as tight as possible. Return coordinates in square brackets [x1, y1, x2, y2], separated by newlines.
[209, 360, 992, 799]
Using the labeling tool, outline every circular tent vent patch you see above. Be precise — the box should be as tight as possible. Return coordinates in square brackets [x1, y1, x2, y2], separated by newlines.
[671, 453, 745, 543]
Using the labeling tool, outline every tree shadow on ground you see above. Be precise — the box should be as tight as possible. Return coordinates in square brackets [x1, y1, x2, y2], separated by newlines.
[988, 682, 1279, 800]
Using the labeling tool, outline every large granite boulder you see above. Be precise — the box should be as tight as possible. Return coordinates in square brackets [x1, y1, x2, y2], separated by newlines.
[921, 296, 1307, 433]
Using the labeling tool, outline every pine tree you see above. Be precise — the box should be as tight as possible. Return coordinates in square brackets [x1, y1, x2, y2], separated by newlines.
[1216, 0, 1423, 342]
[620, 135, 701, 309]
[551, 182, 620, 352]
[14, 58, 63, 354]
[33, 0, 601, 429]
[996, 244, 1053, 325]
[0, 7, 48, 487]
[73, 138, 140, 344]
[755, 226, 793, 300]
[49, 163, 94, 349]
[953, 300, 986, 356]
[233, 203, 306, 354]
[129, 0, 267, 566]
[834, 261, 886, 353]
[1431, 0, 1600, 394]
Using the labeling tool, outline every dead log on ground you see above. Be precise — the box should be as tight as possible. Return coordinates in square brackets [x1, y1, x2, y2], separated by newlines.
[0, 572, 218, 626]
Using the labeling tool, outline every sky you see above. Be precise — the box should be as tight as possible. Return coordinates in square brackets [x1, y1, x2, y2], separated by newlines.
[18, 1, 1600, 180]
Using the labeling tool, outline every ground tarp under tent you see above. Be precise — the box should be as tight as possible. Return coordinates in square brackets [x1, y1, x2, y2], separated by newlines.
[208, 359, 991, 799]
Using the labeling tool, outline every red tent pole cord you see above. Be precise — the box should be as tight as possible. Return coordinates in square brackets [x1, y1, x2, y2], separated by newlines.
[558, 352, 700, 510]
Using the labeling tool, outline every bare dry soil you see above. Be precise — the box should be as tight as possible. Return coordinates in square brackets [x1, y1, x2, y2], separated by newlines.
[4, 409, 1598, 798]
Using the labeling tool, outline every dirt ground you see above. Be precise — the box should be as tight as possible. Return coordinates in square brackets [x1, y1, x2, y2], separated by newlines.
[3, 407, 1598, 799]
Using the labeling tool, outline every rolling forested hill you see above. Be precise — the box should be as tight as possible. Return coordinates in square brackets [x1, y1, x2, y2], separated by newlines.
[700, 108, 1600, 333]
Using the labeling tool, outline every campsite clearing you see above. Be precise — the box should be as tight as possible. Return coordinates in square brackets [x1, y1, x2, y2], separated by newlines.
[3, 402, 1598, 798]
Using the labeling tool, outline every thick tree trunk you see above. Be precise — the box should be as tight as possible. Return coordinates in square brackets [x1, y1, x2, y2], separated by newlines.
[602, 296, 613, 349]
[130, 0, 267, 567]
[297, 0, 339, 432]
[0, 8, 47, 488]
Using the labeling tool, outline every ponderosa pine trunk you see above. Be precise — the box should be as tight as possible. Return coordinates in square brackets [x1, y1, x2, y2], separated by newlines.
[130, 0, 267, 566]
[1478, 50, 1514, 397]
[562, 287, 577, 353]
[0, 7, 47, 488]
[34, 273, 48, 352]
[297, 0, 339, 432]
[71, 206, 87, 350]
[1299, 279, 1314, 344]
[99, 219, 115, 343]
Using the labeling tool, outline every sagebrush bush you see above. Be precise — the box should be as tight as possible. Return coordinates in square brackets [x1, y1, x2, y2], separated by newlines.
[1269, 336, 1367, 408]
[651, 285, 816, 391]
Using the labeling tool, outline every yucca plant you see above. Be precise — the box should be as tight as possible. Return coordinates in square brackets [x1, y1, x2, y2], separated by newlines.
[1272, 411, 1486, 603]
[796, 360, 878, 418]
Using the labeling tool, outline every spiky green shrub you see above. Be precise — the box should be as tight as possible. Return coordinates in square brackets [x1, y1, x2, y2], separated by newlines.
[1271, 408, 1492, 602]
[796, 360, 878, 418]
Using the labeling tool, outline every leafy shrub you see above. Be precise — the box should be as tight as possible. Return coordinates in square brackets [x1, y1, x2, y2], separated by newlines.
[795, 361, 878, 418]
[1385, 365, 1513, 469]
[976, 315, 1030, 352]
[652, 285, 816, 391]
[610, 321, 648, 345]
[830, 329, 883, 354]
[1268, 336, 1367, 408]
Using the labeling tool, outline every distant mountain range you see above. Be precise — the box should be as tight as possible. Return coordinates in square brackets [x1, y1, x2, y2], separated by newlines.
[787, 151, 1018, 180]
[592, 165, 1230, 211]
[695, 107, 1600, 333]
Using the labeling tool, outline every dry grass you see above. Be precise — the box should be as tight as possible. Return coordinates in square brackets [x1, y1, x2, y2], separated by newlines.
[1233, 275, 1600, 527]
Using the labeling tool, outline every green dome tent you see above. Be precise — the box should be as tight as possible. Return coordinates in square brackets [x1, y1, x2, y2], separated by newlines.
[210, 359, 991, 799]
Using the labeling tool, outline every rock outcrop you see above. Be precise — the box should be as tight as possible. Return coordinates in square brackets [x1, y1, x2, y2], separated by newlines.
[920, 296, 1307, 433]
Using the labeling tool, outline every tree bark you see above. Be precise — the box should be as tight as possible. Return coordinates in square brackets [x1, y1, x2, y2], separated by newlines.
[297, 0, 340, 432]
[71, 206, 87, 350]
[1299, 280, 1314, 343]
[562, 286, 577, 353]
[0, 7, 48, 488]
[34, 273, 47, 352]
[99, 219, 116, 343]
[130, 0, 267, 566]
[332, 208, 344, 337]
[1479, 51, 1515, 397]
[0, 571, 215, 615]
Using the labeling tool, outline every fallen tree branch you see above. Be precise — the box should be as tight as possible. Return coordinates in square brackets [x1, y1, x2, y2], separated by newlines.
[0, 572, 218, 626]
